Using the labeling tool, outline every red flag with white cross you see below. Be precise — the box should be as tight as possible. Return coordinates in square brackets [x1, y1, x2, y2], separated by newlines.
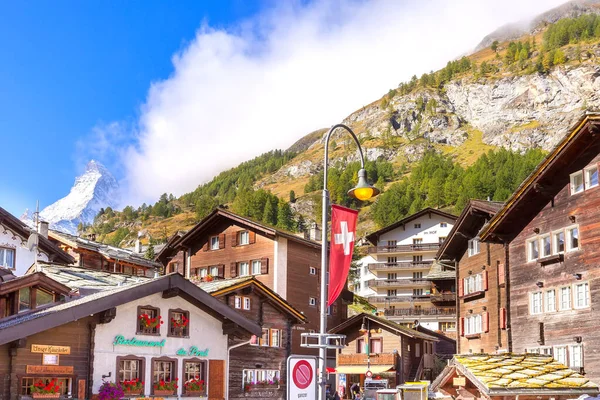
[327, 204, 359, 307]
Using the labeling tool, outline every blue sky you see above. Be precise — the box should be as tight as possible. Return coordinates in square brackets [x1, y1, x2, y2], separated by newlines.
[0, 0, 564, 216]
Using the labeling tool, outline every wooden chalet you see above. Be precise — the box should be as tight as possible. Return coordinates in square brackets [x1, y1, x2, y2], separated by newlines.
[329, 313, 439, 393]
[0, 273, 261, 400]
[156, 207, 351, 358]
[48, 230, 161, 277]
[432, 354, 599, 400]
[479, 113, 600, 381]
[198, 276, 307, 400]
[436, 200, 508, 354]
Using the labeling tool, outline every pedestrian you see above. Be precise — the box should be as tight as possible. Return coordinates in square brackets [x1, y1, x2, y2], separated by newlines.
[351, 382, 360, 400]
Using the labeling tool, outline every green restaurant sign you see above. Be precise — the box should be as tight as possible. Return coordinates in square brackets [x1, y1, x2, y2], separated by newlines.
[113, 335, 166, 347]
[176, 346, 209, 357]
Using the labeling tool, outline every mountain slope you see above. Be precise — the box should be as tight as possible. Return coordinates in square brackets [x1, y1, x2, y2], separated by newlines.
[39, 160, 119, 234]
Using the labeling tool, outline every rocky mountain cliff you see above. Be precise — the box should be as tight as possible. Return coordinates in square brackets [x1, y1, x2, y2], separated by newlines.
[37, 160, 120, 234]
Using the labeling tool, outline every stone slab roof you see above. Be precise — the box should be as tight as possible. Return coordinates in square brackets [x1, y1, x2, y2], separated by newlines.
[36, 264, 151, 292]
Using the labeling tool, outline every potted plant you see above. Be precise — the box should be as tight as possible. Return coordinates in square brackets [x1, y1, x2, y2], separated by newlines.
[171, 315, 189, 335]
[139, 314, 163, 330]
[184, 377, 205, 396]
[30, 378, 61, 399]
[98, 381, 124, 400]
[121, 379, 143, 396]
[154, 378, 178, 396]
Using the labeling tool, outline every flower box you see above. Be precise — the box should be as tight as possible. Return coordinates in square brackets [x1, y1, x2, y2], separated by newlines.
[154, 389, 176, 396]
[123, 388, 144, 396]
[32, 395, 60, 399]
[185, 390, 206, 396]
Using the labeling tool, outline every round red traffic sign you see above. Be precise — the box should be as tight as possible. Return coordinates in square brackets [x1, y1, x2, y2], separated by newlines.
[292, 360, 313, 389]
[365, 370, 373, 378]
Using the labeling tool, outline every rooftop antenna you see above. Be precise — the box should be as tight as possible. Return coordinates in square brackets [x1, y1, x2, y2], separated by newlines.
[27, 201, 40, 272]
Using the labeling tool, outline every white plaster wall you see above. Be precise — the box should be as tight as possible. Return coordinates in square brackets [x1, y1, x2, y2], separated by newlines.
[377, 215, 454, 246]
[274, 236, 288, 298]
[355, 255, 376, 297]
[93, 293, 228, 398]
[0, 223, 49, 276]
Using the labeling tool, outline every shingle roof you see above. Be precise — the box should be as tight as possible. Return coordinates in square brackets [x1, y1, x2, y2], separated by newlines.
[426, 261, 456, 280]
[35, 264, 151, 291]
[195, 276, 254, 293]
[455, 354, 599, 393]
[329, 312, 439, 342]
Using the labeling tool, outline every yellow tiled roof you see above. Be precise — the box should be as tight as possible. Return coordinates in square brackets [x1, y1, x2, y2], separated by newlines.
[455, 354, 599, 391]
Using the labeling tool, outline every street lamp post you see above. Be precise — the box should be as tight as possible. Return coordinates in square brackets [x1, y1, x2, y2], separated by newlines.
[317, 123, 379, 400]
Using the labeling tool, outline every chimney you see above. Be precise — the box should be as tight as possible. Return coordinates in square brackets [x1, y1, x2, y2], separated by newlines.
[135, 238, 142, 253]
[37, 221, 49, 239]
[309, 223, 321, 242]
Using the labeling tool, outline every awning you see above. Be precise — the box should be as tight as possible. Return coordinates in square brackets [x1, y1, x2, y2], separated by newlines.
[333, 365, 395, 374]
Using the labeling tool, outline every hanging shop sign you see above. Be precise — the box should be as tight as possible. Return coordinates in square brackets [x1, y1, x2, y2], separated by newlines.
[113, 335, 166, 347]
[42, 354, 60, 365]
[31, 344, 71, 354]
[176, 346, 209, 357]
[26, 365, 74, 374]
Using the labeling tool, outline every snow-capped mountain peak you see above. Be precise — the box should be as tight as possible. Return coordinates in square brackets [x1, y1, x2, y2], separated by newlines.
[37, 160, 120, 234]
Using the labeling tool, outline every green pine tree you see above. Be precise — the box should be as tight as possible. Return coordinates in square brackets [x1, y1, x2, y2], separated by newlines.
[276, 199, 294, 231]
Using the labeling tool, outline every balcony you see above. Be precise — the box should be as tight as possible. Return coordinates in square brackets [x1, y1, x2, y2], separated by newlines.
[367, 243, 440, 255]
[430, 293, 456, 303]
[368, 261, 432, 271]
[383, 307, 456, 317]
[367, 295, 432, 303]
[367, 279, 431, 288]
[338, 353, 396, 366]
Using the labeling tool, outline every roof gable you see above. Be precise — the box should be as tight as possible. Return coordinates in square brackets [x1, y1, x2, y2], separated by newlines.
[0, 271, 72, 296]
[329, 312, 438, 341]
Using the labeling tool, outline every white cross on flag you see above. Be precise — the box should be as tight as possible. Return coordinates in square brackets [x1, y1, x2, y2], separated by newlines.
[328, 204, 359, 307]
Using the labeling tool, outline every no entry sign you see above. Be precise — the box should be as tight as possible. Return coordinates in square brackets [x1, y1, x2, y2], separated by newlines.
[288, 355, 317, 400]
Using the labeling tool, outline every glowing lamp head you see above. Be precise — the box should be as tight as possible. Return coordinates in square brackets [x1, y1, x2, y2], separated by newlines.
[348, 168, 380, 201]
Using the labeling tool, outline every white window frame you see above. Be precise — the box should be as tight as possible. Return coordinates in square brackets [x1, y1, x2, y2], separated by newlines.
[566, 226, 580, 252]
[243, 297, 251, 310]
[585, 165, 598, 189]
[210, 266, 219, 276]
[239, 262, 249, 277]
[242, 369, 280, 387]
[554, 345, 568, 365]
[309, 266, 316, 275]
[553, 230, 565, 254]
[570, 344, 584, 369]
[199, 268, 208, 278]
[210, 236, 220, 250]
[545, 289, 556, 313]
[540, 234, 551, 258]
[251, 260, 261, 275]
[440, 222, 447, 228]
[239, 231, 250, 245]
[465, 314, 482, 335]
[530, 291, 543, 315]
[570, 171, 584, 195]
[234, 296, 242, 309]
[309, 297, 316, 306]
[573, 282, 590, 309]
[527, 237, 539, 261]
[0, 247, 15, 269]
[559, 286, 572, 311]
[468, 239, 480, 257]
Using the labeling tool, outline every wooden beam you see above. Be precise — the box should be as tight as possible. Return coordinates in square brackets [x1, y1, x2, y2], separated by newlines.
[162, 288, 180, 299]
[98, 307, 117, 324]
[11, 338, 26, 349]
[222, 321, 240, 335]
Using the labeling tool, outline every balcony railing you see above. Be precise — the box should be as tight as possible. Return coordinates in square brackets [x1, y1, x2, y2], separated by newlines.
[383, 307, 456, 317]
[367, 295, 432, 303]
[368, 262, 433, 271]
[367, 279, 432, 288]
[367, 243, 440, 254]
[430, 293, 456, 303]
[338, 353, 396, 366]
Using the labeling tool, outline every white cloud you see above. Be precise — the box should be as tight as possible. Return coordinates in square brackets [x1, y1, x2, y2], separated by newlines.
[117, 0, 565, 205]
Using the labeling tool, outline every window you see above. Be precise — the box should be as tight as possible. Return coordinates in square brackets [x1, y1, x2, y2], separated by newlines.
[243, 297, 251, 310]
[413, 289, 423, 296]
[413, 255, 423, 263]
[413, 272, 423, 279]
[559, 286, 572, 310]
[137, 306, 160, 335]
[540, 235, 551, 258]
[439, 321, 456, 332]
[117, 357, 144, 383]
[413, 238, 423, 245]
[0, 247, 15, 269]
[21, 378, 70, 396]
[210, 266, 219, 276]
[545, 290, 556, 312]
[239, 231, 250, 245]
[574, 282, 590, 309]
[152, 358, 176, 390]
[387, 240, 397, 249]
[465, 314, 482, 335]
[309, 297, 316, 306]
[440, 222, 447, 228]
[210, 236, 220, 250]
[370, 338, 383, 354]
[527, 238, 539, 261]
[309, 266, 316, 275]
[567, 226, 579, 251]
[464, 273, 484, 295]
[270, 329, 281, 347]
[554, 231, 565, 253]
[357, 338, 367, 353]
[252, 260, 261, 275]
[439, 237, 446, 244]
[199, 268, 208, 278]
[387, 273, 397, 280]
[35, 289, 54, 308]
[243, 370, 280, 387]
[554, 346, 568, 365]
[260, 328, 269, 347]
[530, 292, 543, 315]
[184, 360, 207, 393]
[239, 262, 249, 276]
[234, 296, 242, 309]
[387, 289, 397, 296]
[468, 239, 480, 256]
[571, 171, 584, 194]
[570, 344, 584, 369]
[586, 166, 599, 189]
[19, 287, 31, 313]
[168, 309, 190, 337]
[414, 223, 421, 229]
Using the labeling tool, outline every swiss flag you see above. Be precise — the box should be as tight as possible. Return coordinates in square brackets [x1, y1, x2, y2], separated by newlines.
[327, 205, 359, 307]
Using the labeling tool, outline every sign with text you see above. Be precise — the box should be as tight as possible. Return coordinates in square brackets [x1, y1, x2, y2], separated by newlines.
[26, 365, 74, 374]
[287, 355, 317, 400]
[31, 344, 70, 354]
[113, 335, 166, 347]
[453, 377, 466, 387]
[176, 346, 209, 357]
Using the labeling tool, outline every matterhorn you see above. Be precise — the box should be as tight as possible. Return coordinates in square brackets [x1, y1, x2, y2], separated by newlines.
[34, 160, 120, 234]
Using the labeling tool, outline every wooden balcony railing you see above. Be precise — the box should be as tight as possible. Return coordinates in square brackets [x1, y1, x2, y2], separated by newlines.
[383, 307, 456, 317]
[367, 295, 432, 303]
[367, 244, 440, 254]
[367, 262, 433, 271]
[430, 293, 456, 303]
[367, 279, 432, 288]
[338, 353, 396, 366]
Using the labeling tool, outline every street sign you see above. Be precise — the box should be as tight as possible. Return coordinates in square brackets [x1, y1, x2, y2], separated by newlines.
[288, 355, 318, 400]
[365, 370, 373, 378]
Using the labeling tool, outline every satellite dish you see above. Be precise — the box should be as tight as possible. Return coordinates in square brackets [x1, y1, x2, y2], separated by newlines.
[27, 232, 39, 251]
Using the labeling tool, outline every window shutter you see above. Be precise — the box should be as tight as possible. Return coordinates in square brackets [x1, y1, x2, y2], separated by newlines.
[460, 317, 465, 337]
[483, 270, 489, 291]
[218, 264, 225, 278]
[202, 242, 208, 252]
[231, 232, 238, 247]
[219, 234, 226, 249]
[249, 231, 256, 244]
[498, 263, 505, 285]
[483, 312, 489, 333]
[230, 262, 238, 278]
[458, 278, 464, 298]
[500, 307, 507, 329]
[260, 257, 269, 274]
